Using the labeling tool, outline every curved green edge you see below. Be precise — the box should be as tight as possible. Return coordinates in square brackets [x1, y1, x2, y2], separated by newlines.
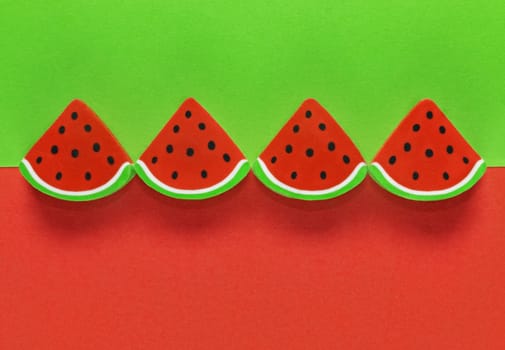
[252, 159, 367, 201]
[368, 161, 487, 201]
[19, 162, 135, 202]
[134, 161, 250, 200]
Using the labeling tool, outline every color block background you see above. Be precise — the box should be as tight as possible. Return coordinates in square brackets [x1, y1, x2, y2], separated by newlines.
[1, 0, 504, 165]
[2, 1, 505, 349]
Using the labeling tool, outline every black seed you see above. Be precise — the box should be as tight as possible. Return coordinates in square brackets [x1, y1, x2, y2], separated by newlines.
[439, 126, 446, 134]
[389, 155, 396, 165]
[51, 145, 58, 154]
[443, 172, 450, 180]
[186, 148, 194, 157]
[85, 172, 92, 181]
[107, 156, 115, 165]
[404, 142, 411, 152]
[463, 157, 469, 164]
[223, 153, 231, 162]
[172, 171, 178, 180]
[151, 156, 158, 164]
[71, 112, 78, 120]
[55, 172, 62, 180]
[305, 148, 314, 157]
[291, 171, 297, 179]
[328, 142, 335, 151]
[58, 126, 65, 134]
[425, 149, 434, 158]
[93, 143, 100, 152]
[201, 170, 208, 178]
[293, 124, 300, 133]
[166, 144, 173, 153]
[270, 156, 277, 164]
[71, 149, 79, 158]
[413, 124, 420, 132]
[208, 140, 216, 150]
[318, 123, 326, 131]
[173, 125, 180, 133]
[285, 144, 293, 154]
[447, 145, 454, 154]
[320, 171, 327, 180]
[305, 110, 312, 118]
[36, 156, 43, 164]
[343, 155, 350, 164]
[413, 171, 419, 180]
[185, 110, 192, 118]
[198, 123, 206, 130]
[84, 124, 92, 132]
[426, 111, 433, 119]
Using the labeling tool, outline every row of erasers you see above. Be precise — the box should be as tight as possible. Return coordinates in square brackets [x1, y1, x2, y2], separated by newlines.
[19, 98, 486, 202]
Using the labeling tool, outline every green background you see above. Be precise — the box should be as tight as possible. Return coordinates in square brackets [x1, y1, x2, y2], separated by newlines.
[1, 0, 504, 166]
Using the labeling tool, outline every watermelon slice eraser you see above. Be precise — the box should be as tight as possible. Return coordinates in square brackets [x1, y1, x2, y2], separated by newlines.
[369, 99, 486, 201]
[19, 99, 135, 201]
[253, 98, 367, 200]
[135, 98, 249, 200]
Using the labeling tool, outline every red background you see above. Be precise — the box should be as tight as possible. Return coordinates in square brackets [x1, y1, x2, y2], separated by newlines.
[1, 168, 505, 349]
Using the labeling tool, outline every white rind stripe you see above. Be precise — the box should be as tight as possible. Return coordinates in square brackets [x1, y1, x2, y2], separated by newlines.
[22, 158, 130, 197]
[371, 159, 484, 196]
[136, 159, 248, 195]
[257, 158, 366, 196]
